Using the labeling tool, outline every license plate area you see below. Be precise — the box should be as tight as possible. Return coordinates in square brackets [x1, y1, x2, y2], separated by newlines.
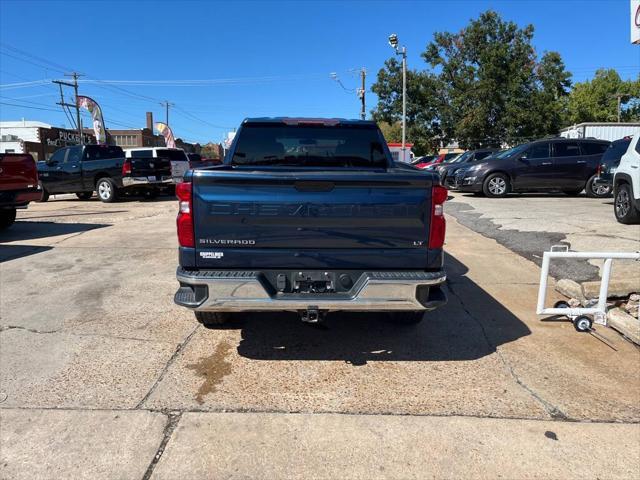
[293, 271, 335, 293]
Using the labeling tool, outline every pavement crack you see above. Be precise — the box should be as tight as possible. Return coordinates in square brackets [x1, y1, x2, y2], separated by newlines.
[141, 411, 182, 480]
[0, 325, 60, 334]
[447, 281, 569, 421]
[135, 324, 200, 409]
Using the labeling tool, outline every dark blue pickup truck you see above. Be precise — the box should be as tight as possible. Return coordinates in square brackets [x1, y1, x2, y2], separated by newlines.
[174, 118, 447, 326]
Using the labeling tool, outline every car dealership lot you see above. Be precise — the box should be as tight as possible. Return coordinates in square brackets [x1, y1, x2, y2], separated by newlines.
[1, 195, 639, 479]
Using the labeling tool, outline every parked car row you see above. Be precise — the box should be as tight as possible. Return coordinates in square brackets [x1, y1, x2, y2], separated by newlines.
[445, 138, 610, 198]
[0, 144, 220, 230]
[425, 135, 639, 224]
[36, 145, 201, 203]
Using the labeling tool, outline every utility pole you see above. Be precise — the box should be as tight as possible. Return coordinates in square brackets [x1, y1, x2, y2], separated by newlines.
[160, 100, 174, 125]
[617, 95, 622, 123]
[358, 67, 366, 120]
[53, 72, 84, 145]
[388, 34, 407, 161]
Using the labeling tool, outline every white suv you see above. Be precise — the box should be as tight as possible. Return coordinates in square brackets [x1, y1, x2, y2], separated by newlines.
[613, 134, 640, 224]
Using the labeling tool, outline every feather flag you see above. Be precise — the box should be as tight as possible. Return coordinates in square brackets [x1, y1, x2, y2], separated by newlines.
[156, 122, 176, 148]
[76, 96, 106, 144]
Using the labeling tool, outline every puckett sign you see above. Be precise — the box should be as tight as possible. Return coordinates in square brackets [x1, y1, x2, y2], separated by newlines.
[40, 127, 95, 147]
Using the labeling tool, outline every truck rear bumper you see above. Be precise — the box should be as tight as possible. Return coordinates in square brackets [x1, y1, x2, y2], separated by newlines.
[122, 176, 173, 187]
[174, 268, 447, 312]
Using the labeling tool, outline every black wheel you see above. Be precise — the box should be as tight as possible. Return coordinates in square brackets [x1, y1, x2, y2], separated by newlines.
[614, 183, 640, 224]
[142, 189, 158, 200]
[387, 311, 425, 325]
[554, 300, 570, 309]
[483, 173, 510, 198]
[96, 177, 118, 203]
[38, 186, 49, 202]
[195, 311, 230, 327]
[562, 189, 582, 196]
[586, 175, 612, 198]
[76, 192, 93, 200]
[573, 316, 592, 332]
[0, 208, 16, 230]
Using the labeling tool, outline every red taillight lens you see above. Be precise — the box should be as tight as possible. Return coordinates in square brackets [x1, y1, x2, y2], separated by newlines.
[122, 159, 132, 176]
[176, 181, 194, 247]
[428, 185, 447, 249]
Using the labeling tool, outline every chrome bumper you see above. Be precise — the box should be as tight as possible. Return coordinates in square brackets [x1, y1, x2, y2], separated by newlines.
[122, 176, 174, 187]
[175, 269, 447, 312]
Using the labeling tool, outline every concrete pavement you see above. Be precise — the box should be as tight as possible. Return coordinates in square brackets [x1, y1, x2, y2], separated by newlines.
[1, 195, 638, 478]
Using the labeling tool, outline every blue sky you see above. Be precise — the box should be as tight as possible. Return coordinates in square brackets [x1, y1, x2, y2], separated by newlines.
[1, 0, 638, 144]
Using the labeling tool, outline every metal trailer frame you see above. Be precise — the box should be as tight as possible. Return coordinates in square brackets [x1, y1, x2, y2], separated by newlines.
[536, 246, 640, 331]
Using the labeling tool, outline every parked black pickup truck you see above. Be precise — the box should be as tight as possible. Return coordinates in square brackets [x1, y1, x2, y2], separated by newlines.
[38, 144, 173, 202]
[174, 117, 448, 327]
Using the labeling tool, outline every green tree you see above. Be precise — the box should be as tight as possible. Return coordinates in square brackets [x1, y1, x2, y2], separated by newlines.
[566, 69, 640, 123]
[371, 10, 572, 150]
[371, 58, 442, 154]
[377, 121, 402, 143]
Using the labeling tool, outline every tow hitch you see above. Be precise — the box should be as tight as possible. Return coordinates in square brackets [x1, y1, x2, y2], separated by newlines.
[300, 306, 325, 323]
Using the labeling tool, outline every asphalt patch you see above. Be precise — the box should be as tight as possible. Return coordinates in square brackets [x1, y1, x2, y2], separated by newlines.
[446, 201, 600, 282]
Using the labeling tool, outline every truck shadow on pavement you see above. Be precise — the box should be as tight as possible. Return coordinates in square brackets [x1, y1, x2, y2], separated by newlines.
[0, 222, 110, 262]
[234, 254, 531, 365]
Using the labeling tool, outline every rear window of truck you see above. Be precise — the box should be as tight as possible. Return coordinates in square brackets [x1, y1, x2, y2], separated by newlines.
[156, 149, 188, 161]
[231, 124, 388, 168]
[85, 145, 124, 160]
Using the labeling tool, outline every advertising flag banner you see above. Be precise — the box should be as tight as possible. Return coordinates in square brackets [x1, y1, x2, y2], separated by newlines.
[156, 122, 176, 148]
[76, 96, 107, 144]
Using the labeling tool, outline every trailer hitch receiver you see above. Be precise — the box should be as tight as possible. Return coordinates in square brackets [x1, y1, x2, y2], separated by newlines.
[300, 306, 324, 323]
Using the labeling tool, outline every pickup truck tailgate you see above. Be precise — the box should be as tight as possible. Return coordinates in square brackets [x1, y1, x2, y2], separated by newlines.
[130, 157, 171, 178]
[192, 169, 436, 269]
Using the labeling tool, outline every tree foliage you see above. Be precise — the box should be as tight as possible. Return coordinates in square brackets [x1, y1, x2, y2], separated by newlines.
[566, 69, 640, 123]
[372, 10, 573, 152]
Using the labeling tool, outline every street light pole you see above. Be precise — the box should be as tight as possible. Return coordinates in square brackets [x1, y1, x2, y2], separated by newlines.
[388, 34, 407, 162]
[401, 46, 407, 158]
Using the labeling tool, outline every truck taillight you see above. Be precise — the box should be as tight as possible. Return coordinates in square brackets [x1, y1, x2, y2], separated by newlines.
[428, 185, 447, 249]
[176, 181, 194, 248]
[122, 159, 132, 176]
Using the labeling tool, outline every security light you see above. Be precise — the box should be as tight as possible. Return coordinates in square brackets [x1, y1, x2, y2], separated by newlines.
[388, 34, 398, 49]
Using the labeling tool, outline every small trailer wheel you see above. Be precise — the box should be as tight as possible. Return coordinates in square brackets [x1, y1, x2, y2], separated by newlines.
[573, 316, 593, 332]
[554, 300, 570, 309]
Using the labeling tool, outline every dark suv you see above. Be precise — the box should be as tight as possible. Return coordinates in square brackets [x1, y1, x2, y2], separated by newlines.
[455, 138, 610, 198]
[593, 137, 633, 195]
[437, 148, 498, 188]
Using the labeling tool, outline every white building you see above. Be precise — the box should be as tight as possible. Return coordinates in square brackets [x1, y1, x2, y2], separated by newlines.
[559, 123, 640, 142]
[0, 120, 52, 154]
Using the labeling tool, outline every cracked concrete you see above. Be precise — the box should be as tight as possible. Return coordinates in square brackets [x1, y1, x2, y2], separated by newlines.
[1, 194, 638, 478]
[447, 192, 640, 285]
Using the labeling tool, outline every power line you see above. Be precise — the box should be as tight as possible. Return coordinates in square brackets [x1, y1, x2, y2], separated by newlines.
[0, 101, 61, 112]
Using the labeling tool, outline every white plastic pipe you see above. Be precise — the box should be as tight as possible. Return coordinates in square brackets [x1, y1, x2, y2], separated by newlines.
[536, 251, 639, 316]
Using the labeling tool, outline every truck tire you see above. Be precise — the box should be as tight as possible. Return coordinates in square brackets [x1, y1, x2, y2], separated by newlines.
[96, 177, 118, 203]
[388, 311, 425, 325]
[482, 173, 510, 198]
[586, 175, 612, 198]
[195, 311, 230, 327]
[0, 208, 17, 230]
[76, 192, 93, 200]
[614, 183, 640, 224]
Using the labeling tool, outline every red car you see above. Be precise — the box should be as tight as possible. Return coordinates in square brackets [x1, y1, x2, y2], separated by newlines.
[0, 153, 41, 230]
[415, 152, 461, 170]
